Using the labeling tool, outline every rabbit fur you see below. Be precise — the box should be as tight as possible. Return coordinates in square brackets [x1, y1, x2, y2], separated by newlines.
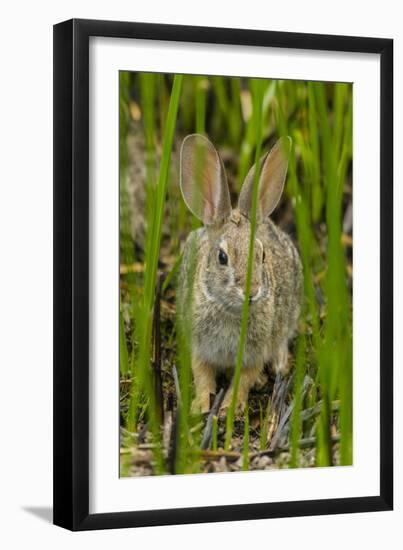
[177, 134, 303, 415]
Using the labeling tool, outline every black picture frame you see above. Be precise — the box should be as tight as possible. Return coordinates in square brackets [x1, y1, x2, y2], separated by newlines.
[53, 18, 393, 531]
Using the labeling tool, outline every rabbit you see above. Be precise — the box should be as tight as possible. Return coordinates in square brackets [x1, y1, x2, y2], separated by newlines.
[177, 134, 303, 416]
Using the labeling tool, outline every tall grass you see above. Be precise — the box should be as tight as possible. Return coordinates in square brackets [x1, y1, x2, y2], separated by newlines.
[224, 79, 265, 450]
[275, 80, 352, 466]
[119, 72, 353, 474]
[125, 75, 183, 472]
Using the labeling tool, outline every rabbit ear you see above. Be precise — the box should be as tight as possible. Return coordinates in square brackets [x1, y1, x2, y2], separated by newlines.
[180, 134, 231, 226]
[238, 137, 292, 220]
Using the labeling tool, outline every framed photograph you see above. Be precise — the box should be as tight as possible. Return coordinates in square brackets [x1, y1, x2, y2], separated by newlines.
[53, 19, 393, 530]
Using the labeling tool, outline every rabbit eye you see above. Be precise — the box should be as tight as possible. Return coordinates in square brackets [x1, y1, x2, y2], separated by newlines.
[218, 249, 228, 266]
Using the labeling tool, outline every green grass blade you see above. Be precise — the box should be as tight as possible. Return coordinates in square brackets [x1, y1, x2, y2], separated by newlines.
[126, 76, 183, 474]
[212, 415, 218, 452]
[289, 334, 306, 468]
[225, 79, 265, 450]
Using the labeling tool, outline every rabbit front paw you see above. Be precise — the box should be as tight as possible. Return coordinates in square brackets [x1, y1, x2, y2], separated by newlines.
[191, 394, 211, 415]
[191, 356, 216, 414]
[219, 393, 246, 418]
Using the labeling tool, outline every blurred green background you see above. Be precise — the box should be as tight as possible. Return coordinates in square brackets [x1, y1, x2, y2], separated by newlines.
[119, 73, 353, 476]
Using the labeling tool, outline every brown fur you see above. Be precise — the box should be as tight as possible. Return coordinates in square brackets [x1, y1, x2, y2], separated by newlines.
[177, 135, 303, 414]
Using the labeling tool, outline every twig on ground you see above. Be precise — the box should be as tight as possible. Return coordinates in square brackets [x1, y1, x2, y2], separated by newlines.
[269, 375, 313, 451]
[167, 365, 182, 474]
[300, 399, 340, 422]
[199, 434, 341, 463]
[251, 434, 341, 460]
[201, 388, 225, 450]
[167, 406, 179, 474]
[200, 450, 240, 462]
[266, 372, 292, 445]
